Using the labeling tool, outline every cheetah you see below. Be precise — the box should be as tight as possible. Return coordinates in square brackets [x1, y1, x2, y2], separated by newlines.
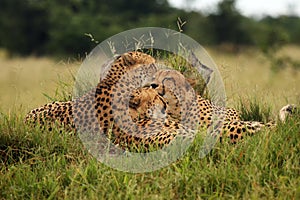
[25, 51, 295, 151]
[141, 69, 276, 143]
[25, 51, 194, 152]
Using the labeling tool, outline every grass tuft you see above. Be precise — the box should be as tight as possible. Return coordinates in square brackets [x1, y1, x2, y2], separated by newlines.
[237, 97, 272, 122]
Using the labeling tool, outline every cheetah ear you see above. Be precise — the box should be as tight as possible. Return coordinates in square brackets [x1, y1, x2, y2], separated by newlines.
[122, 53, 136, 66]
[186, 78, 196, 88]
[129, 97, 140, 109]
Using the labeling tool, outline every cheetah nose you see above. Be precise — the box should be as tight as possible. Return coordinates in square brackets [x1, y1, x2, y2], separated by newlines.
[150, 83, 159, 89]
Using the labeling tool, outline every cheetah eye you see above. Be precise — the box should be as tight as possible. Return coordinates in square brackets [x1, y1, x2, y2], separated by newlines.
[150, 83, 159, 89]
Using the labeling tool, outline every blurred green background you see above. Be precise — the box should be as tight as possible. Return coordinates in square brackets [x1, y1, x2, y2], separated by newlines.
[1, 0, 300, 57]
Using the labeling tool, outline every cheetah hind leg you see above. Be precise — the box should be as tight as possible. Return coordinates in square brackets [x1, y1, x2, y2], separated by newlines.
[220, 104, 298, 143]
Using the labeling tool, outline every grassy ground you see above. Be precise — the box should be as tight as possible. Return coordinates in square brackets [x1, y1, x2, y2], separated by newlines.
[0, 109, 299, 199]
[0, 46, 299, 199]
[208, 45, 300, 112]
[0, 56, 79, 113]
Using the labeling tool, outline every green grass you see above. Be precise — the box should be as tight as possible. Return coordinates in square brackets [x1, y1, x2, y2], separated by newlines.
[237, 97, 272, 122]
[0, 108, 299, 199]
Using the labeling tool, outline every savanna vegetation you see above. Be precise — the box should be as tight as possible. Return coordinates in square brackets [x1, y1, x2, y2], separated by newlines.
[0, 0, 300, 199]
[1, 46, 299, 199]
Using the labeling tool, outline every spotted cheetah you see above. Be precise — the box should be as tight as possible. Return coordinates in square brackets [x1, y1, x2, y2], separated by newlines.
[140, 69, 278, 143]
[25, 51, 294, 151]
[25, 52, 195, 152]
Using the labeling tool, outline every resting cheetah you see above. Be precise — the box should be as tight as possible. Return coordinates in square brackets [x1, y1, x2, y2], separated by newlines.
[25, 51, 294, 151]
[144, 69, 278, 143]
[25, 51, 195, 152]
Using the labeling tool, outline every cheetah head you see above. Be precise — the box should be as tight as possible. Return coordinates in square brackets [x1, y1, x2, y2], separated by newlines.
[129, 87, 168, 122]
